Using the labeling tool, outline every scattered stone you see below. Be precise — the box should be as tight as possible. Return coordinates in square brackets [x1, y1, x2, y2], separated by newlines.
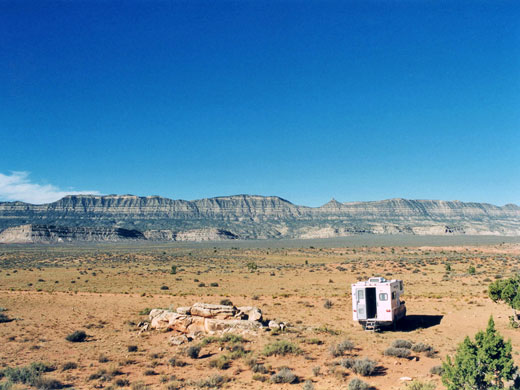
[400, 377, 413, 381]
[169, 335, 189, 345]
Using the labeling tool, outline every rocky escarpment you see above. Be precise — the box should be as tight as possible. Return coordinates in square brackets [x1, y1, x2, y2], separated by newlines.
[0, 195, 518, 240]
[0, 224, 144, 244]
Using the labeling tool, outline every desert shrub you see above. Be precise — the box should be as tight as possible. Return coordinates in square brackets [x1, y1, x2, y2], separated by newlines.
[330, 339, 355, 357]
[166, 381, 181, 390]
[198, 283, 206, 287]
[411, 343, 433, 353]
[263, 340, 301, 356]
[144, 369, 156, 376]
[209, 355, 231, 370]
[196, 374, 227, 388]
[0, 313, 12, 323]
[219, 299, 233, 306]
[391, 339, 412, 349]
[271, 367, 298, 384]
[210, 282, 219, 287]
[170, 265, 177, 274]
[138, 308, 152, 315]
[340, 358, 355, 369]
[0, 382, 12, 390]
[351, 358, 377, 376]
[186, 345, 201, 359]
[405, 380, 436, 390]
[65, 330, 87, 342]
[324, 300, 333, 309]
[384, 347, 411, 358]
[32, 377, 65, 389]
[98, 354, 109, 363]
[251, 363, 267, 374]
[168, 357, 187, 367]
[160, 285, 169, 290]
[131, 382, 150, 390]
[429, 365, 444, 376]
[3, 362, 55, 385]
[127, 345, 138, 352]
[302, 379, 315, 390]
[348, 378, 370, 390]
[61, 362, 77, 371]
[312, 366, 320, 376]
[305, 338, 323, 345]
[115, 378, 130, 387]
[468, 265, 476, 275]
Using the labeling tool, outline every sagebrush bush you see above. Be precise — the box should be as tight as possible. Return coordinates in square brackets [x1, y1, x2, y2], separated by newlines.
[168, 357, 187, 367]
[271, 367, 298, 384]
[186, 345, 201, 359]
[219, 299, 233, 306]
[61, 362, 77, 371]
[263, 340, 301, 356]
[391, 339, 412, 349]
[65, 330, 87, 342]
[0, 313, 12, 323]
[127, 345, 138, 352]
[302, 379, 315, 390]
[384, 347, 411, 358]
[429, 365, 443, 376]
[352, 358, 377, 376]
[348, 378, 370, 390]
[209, 355, 231, 370]
[330, 339, 355, 357]
[411, 343, 433, 353]
[196, 375, 227, 388]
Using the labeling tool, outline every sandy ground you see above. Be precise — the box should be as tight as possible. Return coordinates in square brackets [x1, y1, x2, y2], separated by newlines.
[0, 243, 519, 389]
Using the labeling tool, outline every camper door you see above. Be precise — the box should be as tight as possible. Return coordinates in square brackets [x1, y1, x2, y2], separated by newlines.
[356, 288, 367, 320]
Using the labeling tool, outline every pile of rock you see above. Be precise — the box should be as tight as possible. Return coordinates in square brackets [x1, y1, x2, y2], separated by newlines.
[146, 303, 264, 340]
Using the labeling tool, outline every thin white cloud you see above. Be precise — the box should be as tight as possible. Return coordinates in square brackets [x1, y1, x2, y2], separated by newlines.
[0, 171, 101, 204]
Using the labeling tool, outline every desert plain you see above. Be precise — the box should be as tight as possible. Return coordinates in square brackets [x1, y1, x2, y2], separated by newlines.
[1, 238, 520, 389]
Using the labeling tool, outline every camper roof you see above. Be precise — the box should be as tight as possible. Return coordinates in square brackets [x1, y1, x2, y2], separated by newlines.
[352, 277, 400, 286]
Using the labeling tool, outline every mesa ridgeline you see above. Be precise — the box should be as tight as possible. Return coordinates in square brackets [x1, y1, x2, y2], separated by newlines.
[0, 194, 518, 243]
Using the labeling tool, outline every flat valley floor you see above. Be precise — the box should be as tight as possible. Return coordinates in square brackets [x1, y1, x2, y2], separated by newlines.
[1, 241, 520, 389]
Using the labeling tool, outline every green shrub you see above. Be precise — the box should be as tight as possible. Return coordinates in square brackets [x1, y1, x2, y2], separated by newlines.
[65, 330, 87, 342]
[0, 313, 12, 323]
[252, 374, 268, 382]
[251, 363, 267, 374]
[139, 308, 152, 315]
[32, 377, 65, 389]
[443, 317, 517, 390]
[3, 362, 55, 385]
[115, 378, 130, 387]
[271, 367, 298, 384]
[220, 299, 233, 306]
[384, 347, 411, 358]
[127, 345, 138, 352]
[170, 265, 177, 274]
[351, 358, 377, 376]
[263, 340, 301, 356]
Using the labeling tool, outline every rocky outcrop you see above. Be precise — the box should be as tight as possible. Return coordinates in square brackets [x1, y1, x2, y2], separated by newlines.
[0, 224, 144, 244]
[0, 194, 518, 239]
[148, 303, 263, 337]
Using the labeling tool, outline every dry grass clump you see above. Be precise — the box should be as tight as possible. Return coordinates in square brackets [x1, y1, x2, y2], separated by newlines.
[330, 339, 355, 357]
[270, 367, 298, 384]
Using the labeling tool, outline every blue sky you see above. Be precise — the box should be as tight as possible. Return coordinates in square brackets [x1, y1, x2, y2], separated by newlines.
[0, 1, 519, 206]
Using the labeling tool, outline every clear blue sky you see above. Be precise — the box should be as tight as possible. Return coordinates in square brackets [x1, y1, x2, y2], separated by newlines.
[0, 1, 519, 206]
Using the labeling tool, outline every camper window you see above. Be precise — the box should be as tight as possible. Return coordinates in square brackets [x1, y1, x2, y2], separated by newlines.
[392, 291, 396, 300]
[358, 290, 364, 299]
[379, 293, 388, 301]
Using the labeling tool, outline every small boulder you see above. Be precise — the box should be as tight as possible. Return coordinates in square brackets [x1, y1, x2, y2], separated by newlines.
[169, 334, 189, 346]
[176, 306, 191, 315]
[190, 303, 236, 319]
[237, 306, 262, 322]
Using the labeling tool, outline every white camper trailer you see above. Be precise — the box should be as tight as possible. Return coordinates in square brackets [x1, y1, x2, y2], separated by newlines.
[351, 277, 406, 331]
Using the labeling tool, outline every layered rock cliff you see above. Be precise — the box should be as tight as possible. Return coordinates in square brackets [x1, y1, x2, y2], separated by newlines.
[0, 194, 518, 241]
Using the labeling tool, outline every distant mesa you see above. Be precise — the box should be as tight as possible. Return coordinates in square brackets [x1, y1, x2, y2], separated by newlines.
[0, 194, 518, 243]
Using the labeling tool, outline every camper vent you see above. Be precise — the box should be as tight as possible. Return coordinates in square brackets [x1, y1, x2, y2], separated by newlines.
[369, 277, 386, 283]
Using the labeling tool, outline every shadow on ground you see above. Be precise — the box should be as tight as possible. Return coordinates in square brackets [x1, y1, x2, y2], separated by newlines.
[398, 315, 443, 332]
